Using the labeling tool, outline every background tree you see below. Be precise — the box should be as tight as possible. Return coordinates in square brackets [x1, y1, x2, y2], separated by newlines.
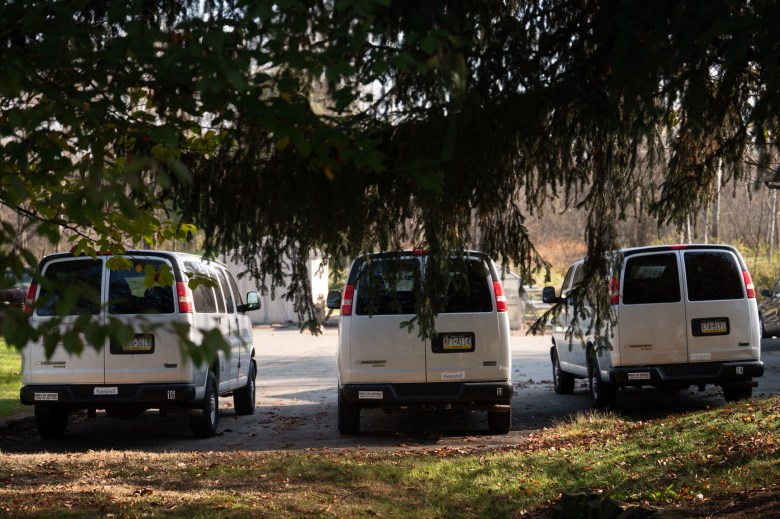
[2, 0, 780, 350]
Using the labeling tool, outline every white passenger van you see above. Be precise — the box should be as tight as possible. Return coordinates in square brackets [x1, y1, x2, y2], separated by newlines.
[20, 251, 260, 439]
[327, 251, 513, 435]
[543, 244, 764, 410]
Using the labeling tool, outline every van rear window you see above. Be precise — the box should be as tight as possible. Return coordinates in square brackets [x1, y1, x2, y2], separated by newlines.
[38, 259, 102, 316]
[623, 253, 681, 305]
[684, 251, 744, 301]
[109, 260, 175, 315]
[355, 257, 493, 315]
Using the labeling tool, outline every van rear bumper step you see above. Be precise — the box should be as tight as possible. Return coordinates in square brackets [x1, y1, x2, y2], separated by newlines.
[609, 360, 764, 386]
[340, 382, 513, 410]
[20, 383, 198, 406]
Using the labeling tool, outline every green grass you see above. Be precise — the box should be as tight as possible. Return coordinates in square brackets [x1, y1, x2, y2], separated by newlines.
[0, 342, 25, 419]
[0, 397, 778, 517]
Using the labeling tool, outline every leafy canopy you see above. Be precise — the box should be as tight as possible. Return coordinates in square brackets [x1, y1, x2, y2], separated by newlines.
[1, 0, 778, 348]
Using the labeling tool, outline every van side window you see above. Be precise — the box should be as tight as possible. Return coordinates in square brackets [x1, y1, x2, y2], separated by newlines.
[442, 259, 493, 313]
[561, 265, 576, 294]
[185, 262, 218, 314]
[38, 259, 102, 316]
[226, 271, 244, 308]
[684, 251, 744, 301]
[216, 269, 235, 314]
[109, 260, 175, 315]
[623, 253, 681, 305]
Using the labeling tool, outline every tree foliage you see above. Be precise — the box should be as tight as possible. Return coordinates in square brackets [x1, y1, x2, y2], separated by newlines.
[1, 0, 780, 348]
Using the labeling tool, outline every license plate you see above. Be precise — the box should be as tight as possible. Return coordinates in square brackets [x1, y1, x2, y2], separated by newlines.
[113, 334, 154, 354]
[699, 319, 728, 335]
[441, 333, 474, 351]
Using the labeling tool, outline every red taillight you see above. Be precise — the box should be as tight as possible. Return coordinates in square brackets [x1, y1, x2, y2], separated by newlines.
[743, 271, 756, 299]
[670, 244, 688, 250]
[177, 282, 193, 313]
[493, 281, 508, 312]
[24, 283, 37, 315]
[341, 284, 354, 316]
[609, 276, 620, 305]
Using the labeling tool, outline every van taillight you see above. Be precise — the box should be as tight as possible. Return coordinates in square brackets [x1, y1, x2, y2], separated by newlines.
[609, 276, 620, 305]
[493, 281, 508, 312]
[177, 282, 194, 313]
[341, 284, 354, 316]
[743, 271, 756, 299]
[24, 284, 37, 315]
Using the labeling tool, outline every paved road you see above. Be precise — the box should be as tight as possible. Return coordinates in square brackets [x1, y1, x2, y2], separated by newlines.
[2, 326, 780, 453]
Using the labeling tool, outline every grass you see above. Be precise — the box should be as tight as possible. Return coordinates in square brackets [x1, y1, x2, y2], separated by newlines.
[0, 342, 25, 419]
[0, 397, 778, 517]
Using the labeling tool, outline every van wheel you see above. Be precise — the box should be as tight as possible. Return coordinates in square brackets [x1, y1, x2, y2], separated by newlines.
[190, 371, 218, 438]
[337, 393, 360, 435]
[588, 354, 616, 411]
[487, 410, 511, 435]
[552, 350, 575, 395]
[723, 385, 753, 403]
[233, 361, 256, 415]
[34, 404, 69, 439]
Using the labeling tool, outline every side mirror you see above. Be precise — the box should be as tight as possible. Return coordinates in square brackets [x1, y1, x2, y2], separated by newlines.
[238, 291, 261, 313]
[326, 290, 342, 310]
[542, 286, 559, 304]
[761, 289, 772, 298]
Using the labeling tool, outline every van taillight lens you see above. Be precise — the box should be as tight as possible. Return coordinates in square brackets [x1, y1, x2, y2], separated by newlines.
[609, 276, 620, 305]
[24, 283, 37, 315]
[743, 271, 756, 299]
[493, 281, 508, 312]
[177, 282, 193, 313]
[341, 284, 354, 316]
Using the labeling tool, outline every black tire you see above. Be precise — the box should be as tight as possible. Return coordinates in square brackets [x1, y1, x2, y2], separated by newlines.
[190, 371, 218, 438]
[723, 384, 753, 403]
[552, 349, 575, 395]
[759, 313, 769, 339]
[34, 404, 69, 439]
[337, 392, 360, 435]
[487, 409, 511, 435]
[233, 360, 256, 415]
[588, 353, 616, 411]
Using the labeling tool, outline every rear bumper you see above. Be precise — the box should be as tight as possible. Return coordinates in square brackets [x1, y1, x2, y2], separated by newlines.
[340, 381, 513, 412]
[609, 360, 764, 387]
[20, 383, 198, 406]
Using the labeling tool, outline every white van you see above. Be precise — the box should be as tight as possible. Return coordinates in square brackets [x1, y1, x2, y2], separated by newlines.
[327, 251, 513, 435]
[20, 251, 260, 439]
[543, 244, 764, 409]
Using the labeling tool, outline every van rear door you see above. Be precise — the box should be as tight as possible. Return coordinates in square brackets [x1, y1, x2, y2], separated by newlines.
[348, 257, 426, 384]
[618, 251, 688, 365]
[682, 249, 755, 362]
[104, 256, 183, 384]
[27, 257, 105, 385]
[426, 256, 506, 383]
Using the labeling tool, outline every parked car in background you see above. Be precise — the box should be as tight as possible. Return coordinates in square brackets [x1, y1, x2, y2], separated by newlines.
[0, 268, 31, 306]
[327, 250, 513, 435]
[20, 251, 260, 439]
[544, 244, 763, 410]
[759, 279, 780, 338]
